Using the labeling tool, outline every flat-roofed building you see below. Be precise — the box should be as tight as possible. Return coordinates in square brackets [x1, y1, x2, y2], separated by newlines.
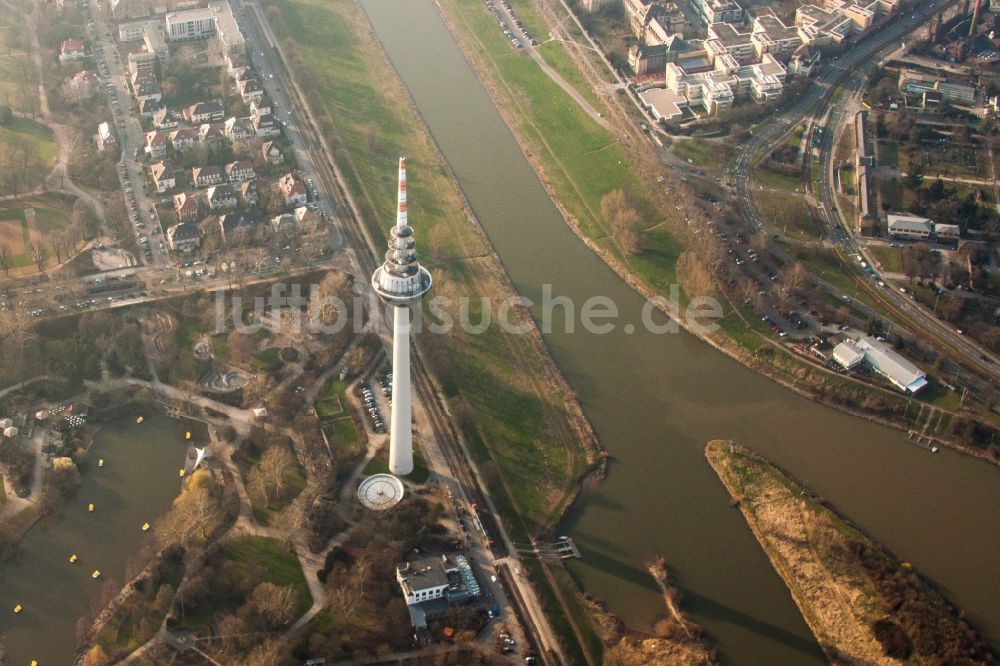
[165, 7, 216, 41]
[934, 223, 960, 241]
[691, 0, 742, 24]
[832, 340, 865, 369]
[638, 87, 686, 121]
[752, 14, 803, 60]
[855, 337, 927, 393]
[396, 554, 481, 629]
[887, 213, 933, 240]
[208, 1, 246, 58]
[834, 338, 927, 393]
[708, 22, 756, 63]
[899, 69, 976, 106]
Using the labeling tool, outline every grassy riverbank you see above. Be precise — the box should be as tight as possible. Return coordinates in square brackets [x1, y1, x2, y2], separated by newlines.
[705, 440, 995, 664]
[261, 0, 601, 659]
[437, 0, 1000, 461]
[266, 0, 596, 534]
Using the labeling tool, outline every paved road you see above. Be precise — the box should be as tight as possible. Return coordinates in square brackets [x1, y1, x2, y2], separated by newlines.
[731, 0, 1000, 394]
[86, 0, 169, 265]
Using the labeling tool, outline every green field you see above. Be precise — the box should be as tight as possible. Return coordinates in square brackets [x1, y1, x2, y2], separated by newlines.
[271, 0, 589, 535]
[365, 448, 430, 484]
[183, 535, 311, 627]
[0, 201, 73, 268]
[0, 25, 39, 117]
[251, 346, 282, 371]
[0, 117, 57, 164]
[673, 139, 722, 167]
[753, 165, 803, 191]
[866, 244, 903, 273]
[755, 191, 824, 240]
[878, 140, 899, 168]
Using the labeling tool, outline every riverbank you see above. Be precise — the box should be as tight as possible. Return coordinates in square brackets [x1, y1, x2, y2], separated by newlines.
[705, 440, 996, 664]
[429, 0, 1000, 467]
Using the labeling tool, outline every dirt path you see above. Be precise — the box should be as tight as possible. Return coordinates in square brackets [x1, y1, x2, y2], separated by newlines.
[0, 0, 108, 228]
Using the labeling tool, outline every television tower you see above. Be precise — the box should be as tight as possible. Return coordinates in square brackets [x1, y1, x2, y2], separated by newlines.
[371, 157, 432, 476]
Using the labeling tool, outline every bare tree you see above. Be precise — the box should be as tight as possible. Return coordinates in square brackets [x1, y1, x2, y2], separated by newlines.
[0, 244, 10, 276]
[600, 189, 642, 255]
[248, 582, 297, 628]
[781, 262, 808, 295]
[259, 445, 294, 500]
[28, 241, 44, 273]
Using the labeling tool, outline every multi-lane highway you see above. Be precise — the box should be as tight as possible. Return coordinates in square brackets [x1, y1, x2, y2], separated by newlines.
[731, 0, 1000, 398]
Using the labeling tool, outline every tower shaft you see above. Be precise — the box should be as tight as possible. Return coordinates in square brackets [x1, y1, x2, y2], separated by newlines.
[388, 304, 414, 476]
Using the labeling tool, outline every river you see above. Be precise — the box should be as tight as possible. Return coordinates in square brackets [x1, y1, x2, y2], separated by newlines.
[359, 1, 1000, 663]
[0, 412, 197, 665]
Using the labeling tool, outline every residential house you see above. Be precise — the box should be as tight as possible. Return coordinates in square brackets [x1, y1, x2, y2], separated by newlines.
[277, 173, 308, 207]
[218, 210, 261, 242]
[169, 127, 199, 151]
[59, 39, 85, 63]
[295, 205, 324, 232]
[134, 79, 162, 104]
[150, 161, 175, 193]
[237, 180, 258, 206]
[67, 71, 99, 101]
[98, 121, 117, 149]
[140, 98, 162, 117]
[239, 77, 264, 104]
[261, 141, 283, 165]
[153, 107, 180, 130]
[173, 192, 199, 223]
[250, 95, 272, 118]
[206, 184, 238, 210]
[185, 101, 225, 124]
[166, 222, 202, 253]
[225, 160, 255, 182]
[198, 122, 226, 145]
[192, 165, 224, 188]
[270, 212, 297, 234]
[223, 116, 253, 142]
[253, 112, 279, 138]
[146, 130, 167, 159]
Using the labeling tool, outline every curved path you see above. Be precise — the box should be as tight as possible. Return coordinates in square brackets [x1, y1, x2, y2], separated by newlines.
[1, 0, 108, 227]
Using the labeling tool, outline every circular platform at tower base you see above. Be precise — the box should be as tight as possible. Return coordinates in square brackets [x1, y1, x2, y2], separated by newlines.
[357, 473, 405, 510]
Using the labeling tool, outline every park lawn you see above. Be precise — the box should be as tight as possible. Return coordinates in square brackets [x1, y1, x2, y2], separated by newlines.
[673, 138, 733, 169]
[174, 316, 207, 349]
[330, 416, 359, 445]
[183, 536, 311, 628]
[877, 176, 904, 210]
[0, 117, 57, 164]
[866, 244, 903, 273]
[753, 165, 803, 191]
[251, 346, 282, 371]
[315, 396, 343, 419]
[322, 417, 363, 456]
[235, 434, 306, 525]
[0, 202, 72, 268]
[210, 333, 230, 362]
[31, 205, 71, 233]
[878, 140, 899, 168]
[365, 448, 430, 484]
[755, 191, 824, 240]
[536, 40, 605, 111]
[226, 536, 310, 614]
[0, 39, 38, 114]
